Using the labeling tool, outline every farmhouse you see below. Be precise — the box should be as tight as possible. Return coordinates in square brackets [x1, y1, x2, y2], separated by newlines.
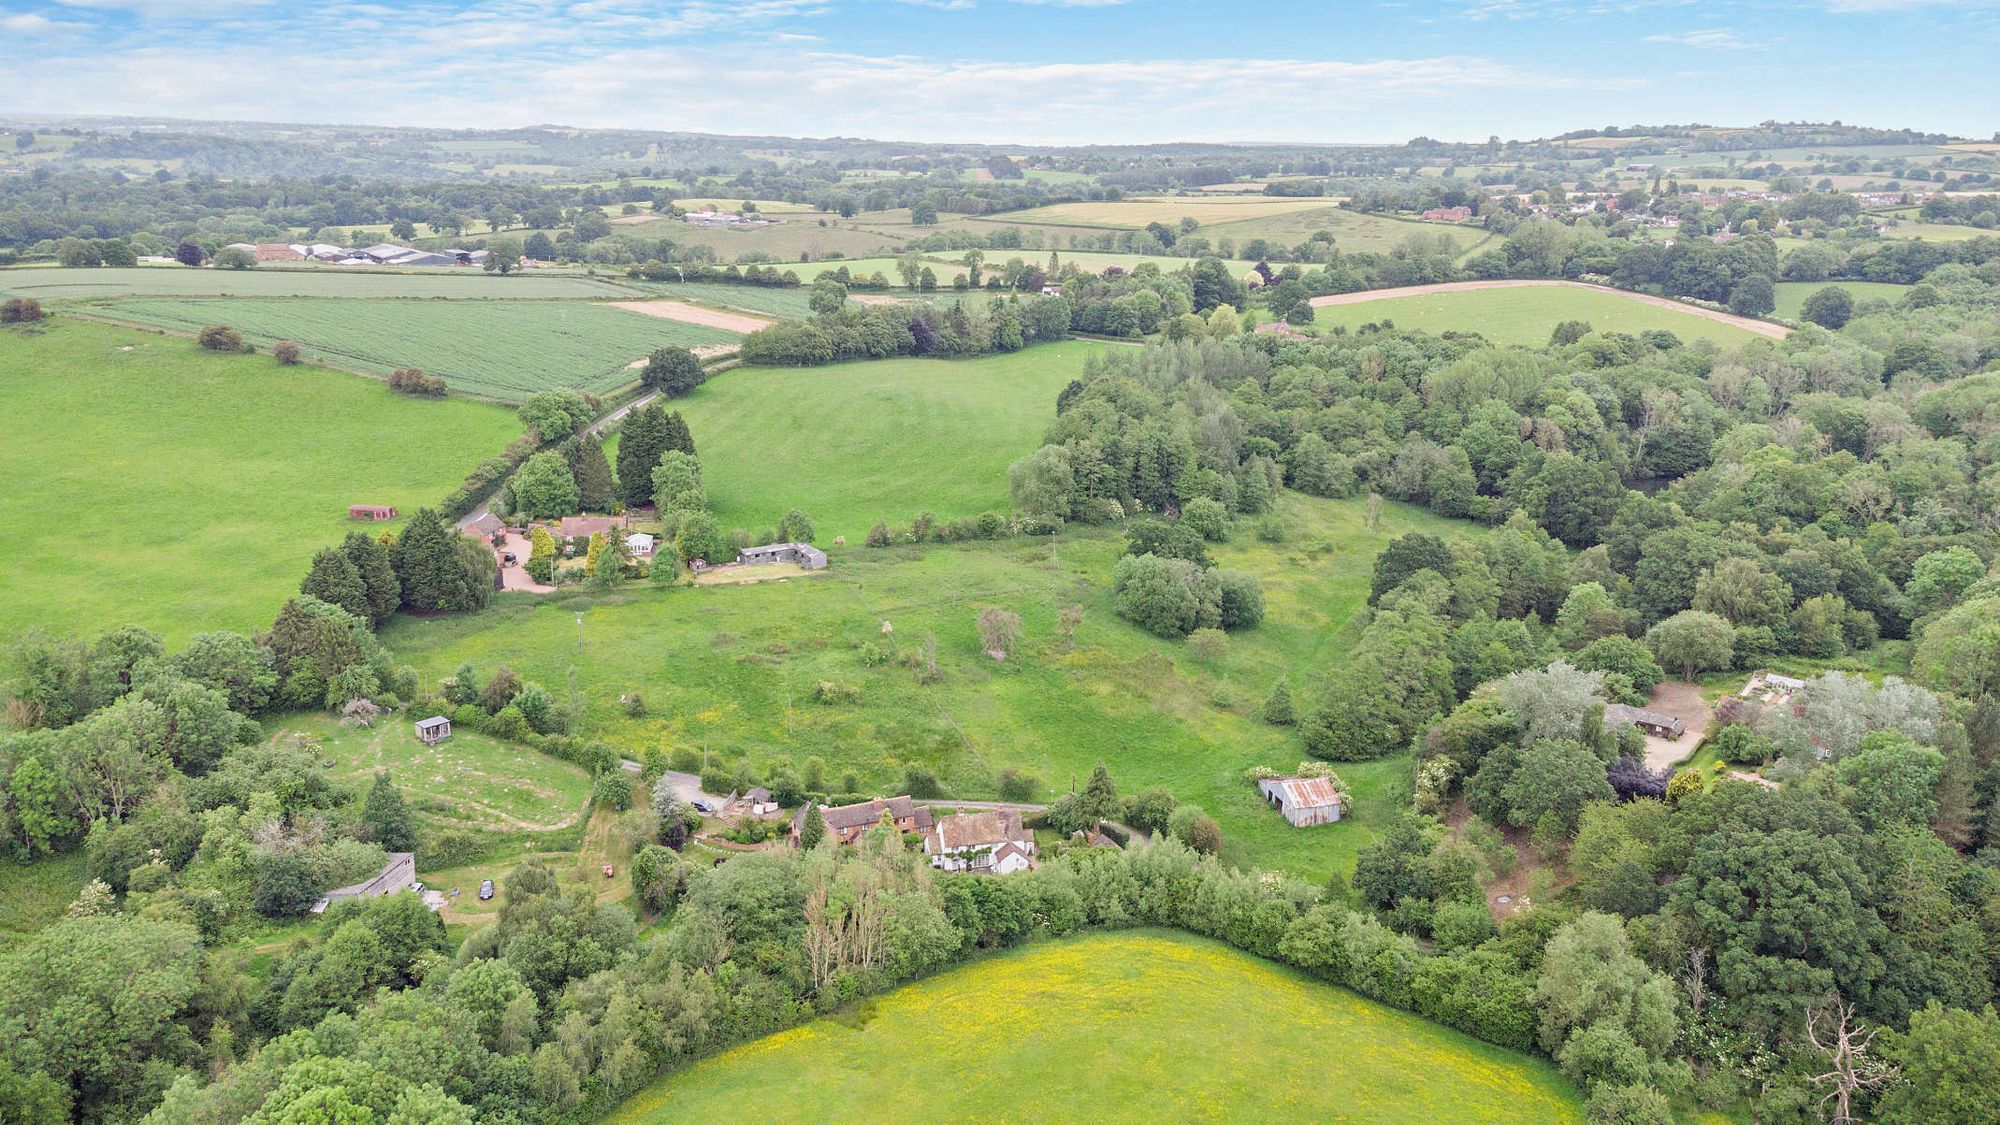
[791, 795, 934, 846]
[738, 542, 827, 569]
[349, 504, 397, 521]
[310, 852, 418, 913]
[1420, 206, 1473, 222]
[924, 810, 1037, 874]
[557, 514, 627, 540]
[1604, 703, 1686, 740]
[414, 715, 452, 744]
[1257, 776, 1342, 827]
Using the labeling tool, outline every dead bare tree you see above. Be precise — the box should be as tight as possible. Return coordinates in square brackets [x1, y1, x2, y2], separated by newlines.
[1805, 994, 1897, 1125]
[1678, 947, 1710, 1019]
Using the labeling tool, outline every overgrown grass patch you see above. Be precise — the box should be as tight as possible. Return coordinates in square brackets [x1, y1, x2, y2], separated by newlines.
[381, 493, 1472, 882]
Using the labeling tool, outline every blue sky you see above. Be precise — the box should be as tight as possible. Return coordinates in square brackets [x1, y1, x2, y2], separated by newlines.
[0, 1, 1993, 144]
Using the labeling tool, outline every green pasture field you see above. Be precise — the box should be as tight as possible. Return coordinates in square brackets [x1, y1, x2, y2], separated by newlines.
[269, 713, 594, 834]
[0, 266, 642, 302]
[617, 929, 1582, 1123]
[992, 196, 1342, 229]
[0, 320, 521, 641]
[78, 297, 735, 400]
[380, 489, 1468, 883]
[1202, 205, 1486, 255]
[672, 342, 1098, 541]
[1874, 220, 1993, 242]
[1771, 281, 1910, 318]
[1309, 285, 1763, 348]
[596, 215, 904, 261]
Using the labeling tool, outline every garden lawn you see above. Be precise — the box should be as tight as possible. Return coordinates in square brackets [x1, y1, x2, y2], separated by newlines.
[0, 266, 639, 301]
[615, 929, 1582, 1123]
[672, 341, 1101, 542]
[78, 297, 737, 400]
[0, 320, 521, 641]
[267, 713, 594, 834]
[1309, 285, 1763, 347]
[1771, 281, 1910, 319]
[379, 492, 1471, 883]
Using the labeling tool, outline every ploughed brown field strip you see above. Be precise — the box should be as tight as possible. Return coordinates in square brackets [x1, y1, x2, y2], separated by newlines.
[606, 299, 774, 333]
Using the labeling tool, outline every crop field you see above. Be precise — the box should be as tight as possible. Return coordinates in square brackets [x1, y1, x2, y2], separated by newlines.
[673, 342, 1097, 540]
[380, 488, 1469, 882]
[1772, 281, 1910, 318]
[0, 266, 642, 302]
[78, 297, 737, 400]
[1308, 283, 1769, 347]
[618, 930, 1581, 1122]
[991, 196, 1342, 229]
[268, 713, 593, 834]
[0, 320, 521, 641]
[597, 216, 903, 262]
[640, 281, 820, 319]
[1203, 205, 1488, 255]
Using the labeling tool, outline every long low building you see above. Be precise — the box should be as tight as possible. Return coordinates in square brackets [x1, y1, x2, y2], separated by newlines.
[791, 795, 933, 846]
[1604, 703, 1686, 739]
[310, 852, 417, 913]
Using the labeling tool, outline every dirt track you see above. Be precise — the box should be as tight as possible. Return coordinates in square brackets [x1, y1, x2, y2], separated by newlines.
[1306, 279, 1791, 340]
[606, 299, 773, 333]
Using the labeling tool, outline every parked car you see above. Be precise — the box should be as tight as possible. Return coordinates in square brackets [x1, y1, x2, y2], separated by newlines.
[502, 552, 518, 566]
[692, 799, 714, 814]
[478, 879, 494, 900]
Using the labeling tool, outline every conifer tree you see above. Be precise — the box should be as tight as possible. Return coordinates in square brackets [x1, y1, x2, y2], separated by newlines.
[663, 410, 696, 456]
[615, 404, 670, 507]
[362, 771, 417, 852]
[340, 531, 401, 627]
[300, 548, 369, 621]
[565, 436, 617, 513]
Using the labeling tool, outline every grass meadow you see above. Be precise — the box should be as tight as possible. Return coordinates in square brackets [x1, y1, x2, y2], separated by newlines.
[379, 490, 1471, 883]
[671, 341, 1100, 541]
[0, 266, 640, 301]
[1771, 281, 1910, 319]
[270, 713, 594, 834]
[1203, 205, 1490, 255]
[0, 320, 521, 641]
[1309, 285, 1764, 347]
[992, 196, 1346, 229]
[616, 929, 1583, 1123]
[79, 297, 736, 400]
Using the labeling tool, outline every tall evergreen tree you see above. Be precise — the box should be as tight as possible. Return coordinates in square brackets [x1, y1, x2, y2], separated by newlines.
[615, 405, 670, 508]
[362, 771, 417, 852]
[565, 436, 617, 513]
[663, 411, 696, 456]
[392, 509, 463, 613]
[340, 532, 400, 627]
[300, 548, 368, 621]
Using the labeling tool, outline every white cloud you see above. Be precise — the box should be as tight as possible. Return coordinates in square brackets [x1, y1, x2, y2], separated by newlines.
[2, 12, 83, 31]
[1645, 27, 1757, 49]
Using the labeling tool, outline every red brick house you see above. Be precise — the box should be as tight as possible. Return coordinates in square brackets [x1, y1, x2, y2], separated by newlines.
[791, 796, 934, 846]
